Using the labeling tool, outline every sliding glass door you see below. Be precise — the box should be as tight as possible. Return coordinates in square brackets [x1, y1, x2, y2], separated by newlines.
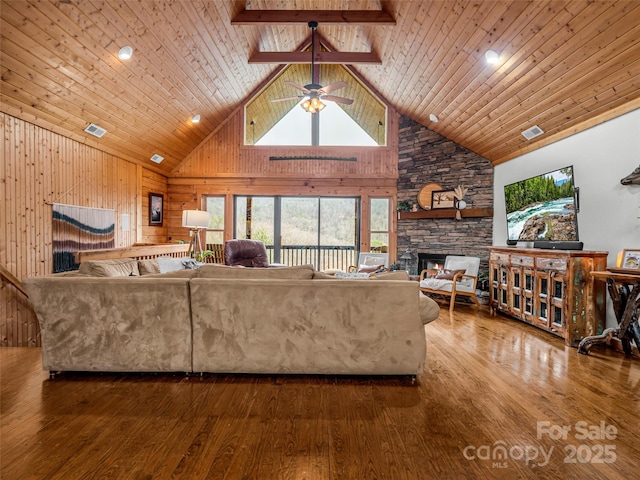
[234, 196, 358, 270]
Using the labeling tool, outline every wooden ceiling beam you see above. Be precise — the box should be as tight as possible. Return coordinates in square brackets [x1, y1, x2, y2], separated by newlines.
[231, 9, 396, 25]
[248, 51, 381, 65]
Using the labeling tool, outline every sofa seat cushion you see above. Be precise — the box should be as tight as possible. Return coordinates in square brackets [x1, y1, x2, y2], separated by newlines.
[78, 258, 139, 277]
[420, 278, 475, 293]
[198, 263, 314, 280]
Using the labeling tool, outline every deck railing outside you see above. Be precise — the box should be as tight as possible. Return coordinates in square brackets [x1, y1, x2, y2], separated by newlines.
[267, 245, 357, 271]
[206, 243, 357, 271]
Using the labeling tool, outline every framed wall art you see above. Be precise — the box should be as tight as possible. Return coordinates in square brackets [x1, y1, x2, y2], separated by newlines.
[620, 249, 640, 271]
[431, 189, 456, 209]
[149, 193, 164, 226]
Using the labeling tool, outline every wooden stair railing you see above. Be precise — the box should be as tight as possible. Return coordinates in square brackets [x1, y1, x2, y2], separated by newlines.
[0, 264, 28, 297]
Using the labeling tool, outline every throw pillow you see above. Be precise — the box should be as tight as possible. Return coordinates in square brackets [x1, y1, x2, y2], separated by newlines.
[181, 259, 199, 269]
[138, 259, 161, 275]
[156, 256, 188, 273]
[435, 268, 466, 281]
[78, 258, 139, 277]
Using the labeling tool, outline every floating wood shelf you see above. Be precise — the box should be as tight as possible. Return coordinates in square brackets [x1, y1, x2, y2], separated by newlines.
[398, 208, 493, 220]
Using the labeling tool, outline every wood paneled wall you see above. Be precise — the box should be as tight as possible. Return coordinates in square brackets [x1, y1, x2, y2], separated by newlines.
[1, 113, 167, 346]
[168, 107, 401, 254]
[173, 106, 399, 177]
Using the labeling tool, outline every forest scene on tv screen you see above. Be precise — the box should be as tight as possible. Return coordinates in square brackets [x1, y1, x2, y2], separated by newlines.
[505, 166, 578, 241]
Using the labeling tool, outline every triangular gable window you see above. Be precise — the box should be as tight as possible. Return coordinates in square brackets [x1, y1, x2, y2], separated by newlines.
[245, 64, 386, 146]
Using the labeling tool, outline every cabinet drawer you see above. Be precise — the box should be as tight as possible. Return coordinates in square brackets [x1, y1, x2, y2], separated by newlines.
[491, 252, 510, 264]
[511, 255, 534, 267]
[536, 257, 567, 271]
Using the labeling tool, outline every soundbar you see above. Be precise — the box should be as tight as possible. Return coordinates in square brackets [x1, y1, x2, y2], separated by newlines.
[533, 241, 584, 251]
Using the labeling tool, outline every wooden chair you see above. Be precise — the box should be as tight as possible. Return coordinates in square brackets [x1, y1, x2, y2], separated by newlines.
[419, 255, 480, 311]
[348, 252, 389, 273]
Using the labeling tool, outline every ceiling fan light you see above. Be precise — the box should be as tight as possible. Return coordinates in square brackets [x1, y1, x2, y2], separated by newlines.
[191, 114, 201, 123]
[118, 45, 133, 60]
[312, 98, 325, 111]
[300, 97, 326, 113]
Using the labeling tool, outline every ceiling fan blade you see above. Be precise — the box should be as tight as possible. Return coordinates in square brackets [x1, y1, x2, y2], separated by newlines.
[271, 96, 304, 103]
[285, 81, 310, 94]
[318, 81, 347, 95]
[322, 95, 354, 105]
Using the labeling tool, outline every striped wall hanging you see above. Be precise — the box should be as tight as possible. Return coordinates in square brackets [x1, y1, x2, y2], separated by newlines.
[52, 204, 115, 273]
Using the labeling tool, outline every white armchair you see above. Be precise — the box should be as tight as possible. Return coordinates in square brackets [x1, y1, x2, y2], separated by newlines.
[419, 255, 481, 311]
[348, 252, 389, 273]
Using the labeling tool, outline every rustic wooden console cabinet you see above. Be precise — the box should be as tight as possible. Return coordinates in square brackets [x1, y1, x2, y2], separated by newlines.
[489, 247, 608, 347]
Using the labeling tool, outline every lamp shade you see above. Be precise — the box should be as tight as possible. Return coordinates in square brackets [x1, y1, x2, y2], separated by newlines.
[182, 210, 209, 228]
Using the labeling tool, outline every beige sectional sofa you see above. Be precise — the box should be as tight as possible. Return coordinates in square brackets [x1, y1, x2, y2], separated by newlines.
[24, 259, 440, 376]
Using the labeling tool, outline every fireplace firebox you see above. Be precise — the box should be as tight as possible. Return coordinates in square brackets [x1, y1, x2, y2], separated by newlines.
[417, 253, 456, 273]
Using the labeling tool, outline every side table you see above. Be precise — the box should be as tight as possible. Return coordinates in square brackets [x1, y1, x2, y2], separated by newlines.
[578, 270, 640, 356]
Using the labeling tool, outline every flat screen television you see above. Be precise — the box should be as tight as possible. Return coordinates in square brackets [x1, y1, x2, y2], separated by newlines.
[504, 166, 579, 242]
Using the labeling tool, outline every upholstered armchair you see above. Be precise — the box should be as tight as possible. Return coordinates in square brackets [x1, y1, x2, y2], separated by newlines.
[224, 239, 270, 267]
[419, 255, 481, 311]
[347, 252, 389, 273]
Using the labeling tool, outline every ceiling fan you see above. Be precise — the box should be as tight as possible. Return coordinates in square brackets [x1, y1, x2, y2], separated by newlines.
[271, 21, 354, 112]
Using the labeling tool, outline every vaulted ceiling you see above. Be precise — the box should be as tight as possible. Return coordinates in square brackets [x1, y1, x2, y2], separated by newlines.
[2, 0, 639, 174]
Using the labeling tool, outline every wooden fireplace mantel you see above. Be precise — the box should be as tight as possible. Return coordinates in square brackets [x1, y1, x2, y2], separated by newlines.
[398, 207, 493, 220]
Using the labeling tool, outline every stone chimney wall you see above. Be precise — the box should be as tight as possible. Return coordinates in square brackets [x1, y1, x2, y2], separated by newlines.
[397, 116, 494, 273]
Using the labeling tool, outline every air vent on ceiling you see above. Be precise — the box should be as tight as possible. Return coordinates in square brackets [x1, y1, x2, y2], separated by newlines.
[521, 125, 544, 141]
[84, 123, 107, 138]
[150, 154, 164, 164]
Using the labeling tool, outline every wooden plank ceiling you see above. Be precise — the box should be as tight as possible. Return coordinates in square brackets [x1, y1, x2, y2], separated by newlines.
[2, 0, 639, 174]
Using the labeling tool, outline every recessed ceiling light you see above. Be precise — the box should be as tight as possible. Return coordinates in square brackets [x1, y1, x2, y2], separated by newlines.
[150, 154, 164, 164]
[484, 50, 500, 65]
[118, 46, 133, 60]
[191, 114, 201, 124]
[429, 113, 439, 123]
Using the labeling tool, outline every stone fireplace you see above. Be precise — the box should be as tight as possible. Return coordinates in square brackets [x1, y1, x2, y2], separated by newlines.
[396, 115, 494, 273]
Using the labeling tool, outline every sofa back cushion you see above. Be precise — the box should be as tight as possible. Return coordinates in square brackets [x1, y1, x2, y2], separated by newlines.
[78, 258, 139, 277]
[369, 270, 410, 281]
[198, 263, 314, 280]
[137, 259, 161, 275]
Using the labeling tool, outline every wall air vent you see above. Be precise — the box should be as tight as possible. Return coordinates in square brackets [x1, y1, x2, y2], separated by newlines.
[150, 154, 164, 164]
[521, 125, 544, 141]
[84, 123, 107, 138]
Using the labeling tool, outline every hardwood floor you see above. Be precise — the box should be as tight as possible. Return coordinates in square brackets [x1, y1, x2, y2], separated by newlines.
[1, 305, 638, 479]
